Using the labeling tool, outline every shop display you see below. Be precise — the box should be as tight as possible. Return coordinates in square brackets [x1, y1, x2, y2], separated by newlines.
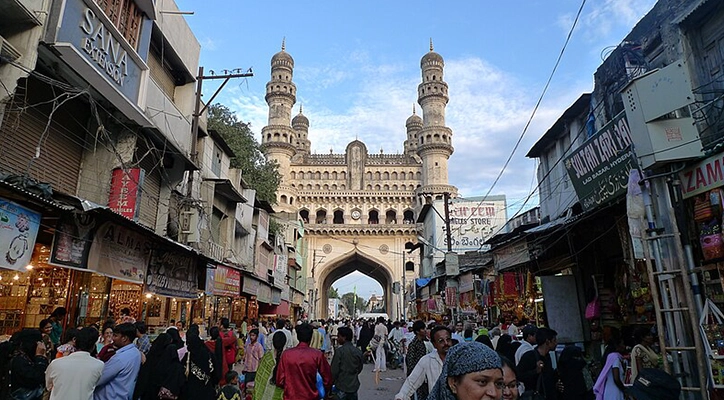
[701, 299, 724, 389]
[109, 280, 142, 321]
[0, 269, 29, 335]
[24, 246, 69, 329]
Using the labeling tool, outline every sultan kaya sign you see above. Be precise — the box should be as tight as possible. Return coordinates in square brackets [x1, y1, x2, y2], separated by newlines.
[564, 112, 636, 211]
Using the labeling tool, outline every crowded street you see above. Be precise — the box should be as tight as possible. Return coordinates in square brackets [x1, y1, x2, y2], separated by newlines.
[1, 0, 723, 399]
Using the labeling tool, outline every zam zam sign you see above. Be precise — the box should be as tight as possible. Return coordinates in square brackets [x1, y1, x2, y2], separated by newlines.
[564, 112, 636, 211]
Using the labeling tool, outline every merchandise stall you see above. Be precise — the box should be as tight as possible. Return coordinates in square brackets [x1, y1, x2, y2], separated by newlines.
[203, 265, 241, 325]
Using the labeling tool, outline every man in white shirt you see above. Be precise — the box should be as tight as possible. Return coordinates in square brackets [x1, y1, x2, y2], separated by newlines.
[451, 321, 465, 343]
[269, 318, 295, 351]
[373, 317, 389, 372]
[515, 324, 538, 365]
[46, 326, 104, 400]
[394, 325, 452, 400]
[388, 321, 405, 344]
[489, 327, 502, 350]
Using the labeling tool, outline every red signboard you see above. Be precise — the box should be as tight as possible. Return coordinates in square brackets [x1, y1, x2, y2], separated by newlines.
[108, 168, 143, 220]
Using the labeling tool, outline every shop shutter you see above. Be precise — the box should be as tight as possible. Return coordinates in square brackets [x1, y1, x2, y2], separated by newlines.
[136, 144, 162, 229]
[0, 82, 83, 194]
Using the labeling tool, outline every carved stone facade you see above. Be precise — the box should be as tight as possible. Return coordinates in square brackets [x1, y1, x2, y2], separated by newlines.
[261, 41, 457, 318]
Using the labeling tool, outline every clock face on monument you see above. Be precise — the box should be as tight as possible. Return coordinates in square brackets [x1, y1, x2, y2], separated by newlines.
[351, 210, 361, 220]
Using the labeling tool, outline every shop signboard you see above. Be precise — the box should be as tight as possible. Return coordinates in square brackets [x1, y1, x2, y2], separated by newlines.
[459, 272, 474, 293]
[271, 288, 282, 305]
[679, 153, 724, 199]
[0, 199, 41, 271]
[50, 213, 97, 270]
[257, 284, 272, 304]
[493, 239, 530, 272]
[205, 265, 240, 297]
[242, 276, 259, 296]
[434, 196, 508, 253]
[54, 0, 148, 104]
[146, 248, 197, 299]
[88, 221, 151, 283]
[108, 168, 144, 220]
[292, 291, 304, 305]
[564, 112, 636, 211]
[273, 254, 286, 289]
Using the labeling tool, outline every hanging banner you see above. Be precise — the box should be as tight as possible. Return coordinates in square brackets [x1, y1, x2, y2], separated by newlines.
[108, 168, 144, 220]
[50, 213, 97, 270]
[88, 221, 151, 282]
[0, 199, 41, 271]
[146, 248, 197, 299]
[459, 272, 474, 293]
[205, 265, 240, 297]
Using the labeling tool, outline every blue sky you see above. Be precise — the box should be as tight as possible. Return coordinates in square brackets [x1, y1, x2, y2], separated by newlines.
[174, 0, 656, 298]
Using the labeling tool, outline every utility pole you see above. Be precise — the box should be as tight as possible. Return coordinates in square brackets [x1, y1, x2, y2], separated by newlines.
[443, 192, 452, 252]
[186, 66, 254, 198]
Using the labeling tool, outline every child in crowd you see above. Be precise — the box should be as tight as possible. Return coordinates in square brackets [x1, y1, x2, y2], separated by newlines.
[217, 370, 242, 400]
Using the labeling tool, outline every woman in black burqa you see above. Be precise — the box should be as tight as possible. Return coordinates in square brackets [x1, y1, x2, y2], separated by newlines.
[180, 324, 221, 399]
[9, 329, 49, 400]
[134, 333, 185, 400]
[357, 321, 373, 354]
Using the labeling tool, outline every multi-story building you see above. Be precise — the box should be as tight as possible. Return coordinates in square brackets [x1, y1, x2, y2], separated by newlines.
[260, 42, 458, 319]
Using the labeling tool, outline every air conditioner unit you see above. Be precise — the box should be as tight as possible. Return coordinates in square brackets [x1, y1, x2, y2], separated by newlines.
[180, 210, 200, 243]
[621, 60, 703, 170]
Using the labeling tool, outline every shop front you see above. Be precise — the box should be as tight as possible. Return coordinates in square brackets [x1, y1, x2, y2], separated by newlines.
[242, 276, 262, 322]
[143, 247, 199, 331]
[678, 154, 724, 392]
[204, 264, 241, 326]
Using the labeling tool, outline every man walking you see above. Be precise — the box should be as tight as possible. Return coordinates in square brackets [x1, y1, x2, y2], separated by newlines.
[134, 321, 151, 355]
[405, 320, 430, 400]
[518, 327, 559, 399]
[46, 327, 104, 400]
[331, 327, 364, 400]
[373, 317, 388, 372]
[93, 323, 142, 400]
[277, 322, 333, 400]
[269, 318, 294, 351]
[394, 326, 452, 400]
[220, 317, 238, 371]
[515, 325, 538, 365]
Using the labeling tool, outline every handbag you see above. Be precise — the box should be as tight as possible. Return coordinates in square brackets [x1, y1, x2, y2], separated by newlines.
[316, 372, 325, 399]
[520, 375, 545, 400]
[158, 387, 178, 400]
[10, 387, 44, 400]
[585, 297, 601, 320]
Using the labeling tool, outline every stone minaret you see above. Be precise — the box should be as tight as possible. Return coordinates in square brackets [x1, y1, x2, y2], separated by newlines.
[417, 40, 457, 196]
[261, 39, 299, 211]
[292, 105, 311, 155]
[404, 104, 422, 157]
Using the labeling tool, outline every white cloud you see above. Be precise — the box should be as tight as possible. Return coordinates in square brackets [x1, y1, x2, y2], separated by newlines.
[560, 0, 657, 42]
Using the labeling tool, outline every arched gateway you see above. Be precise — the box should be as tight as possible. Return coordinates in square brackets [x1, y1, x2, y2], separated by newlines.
[260, 42, 457, 320]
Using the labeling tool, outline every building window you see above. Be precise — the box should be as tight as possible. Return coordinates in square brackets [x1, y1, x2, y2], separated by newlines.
[405, 261, 415, 272]
[299, 209, 310, 223]
[92, 0, 143, 50]
[316, 210, 327, 224]
[211, 144, 222, 177]
[368, 210, 379, 224]
[333, 210, 344, 224]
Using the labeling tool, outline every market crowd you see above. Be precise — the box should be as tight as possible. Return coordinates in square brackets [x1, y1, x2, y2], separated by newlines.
[0, 308, 683, 400]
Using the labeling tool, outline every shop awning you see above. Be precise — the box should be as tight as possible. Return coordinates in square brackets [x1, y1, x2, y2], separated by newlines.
[202, 178, 246, 203]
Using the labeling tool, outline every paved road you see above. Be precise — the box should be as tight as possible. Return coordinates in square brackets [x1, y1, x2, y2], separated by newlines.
[235, 355, 407, 398]
[358, 362, 407, 399]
